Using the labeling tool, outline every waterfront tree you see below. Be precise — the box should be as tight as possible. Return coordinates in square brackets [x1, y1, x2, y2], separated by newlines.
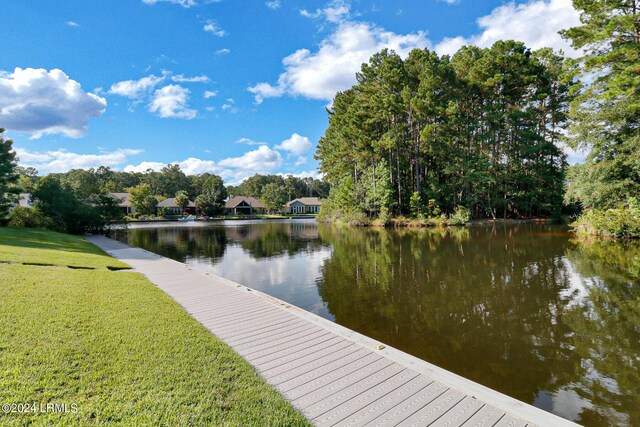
[316, 42, 571, 220]
[175, 190, 190, 212]
[195, 174, 227, 216]
[0, 128, 19, 224]
[129, 183, 158, 215]
[561, 0, 640, 209]
[260, 182, 287, 213]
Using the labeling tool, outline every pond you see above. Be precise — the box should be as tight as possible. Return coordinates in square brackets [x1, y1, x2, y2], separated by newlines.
[113, 220, 640, 426]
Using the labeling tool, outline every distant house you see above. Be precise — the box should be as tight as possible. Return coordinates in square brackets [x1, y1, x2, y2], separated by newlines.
[108, 192, 134, 214]
[285, 197, 322, 214]
[18, 193, 33, 208]
[157, 197, 196, 214]
[10, 193, 33, 210]
[224, 196, 266, 215]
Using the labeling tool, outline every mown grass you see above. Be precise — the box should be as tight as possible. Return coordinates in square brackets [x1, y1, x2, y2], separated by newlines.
[0, 228, 129, 270]
[0, 228, 310, 426]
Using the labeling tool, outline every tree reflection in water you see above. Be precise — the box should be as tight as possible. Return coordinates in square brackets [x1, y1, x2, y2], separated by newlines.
[118, 221, 640, 426]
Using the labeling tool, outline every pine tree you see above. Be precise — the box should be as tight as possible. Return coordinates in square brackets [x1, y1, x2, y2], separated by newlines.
[561, 0, 640, 208]
[0, 128, 19, 224]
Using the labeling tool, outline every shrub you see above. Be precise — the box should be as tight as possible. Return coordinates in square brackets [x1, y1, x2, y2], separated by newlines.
[8, 206, 53, 229]
[448, 205, 471, 226]
[409, 192, 423, 218]
[346, 210, 369, 226]
[572, 205, 640, 238]
[427, 215, 447, 227]
[376, 206, 391, 225]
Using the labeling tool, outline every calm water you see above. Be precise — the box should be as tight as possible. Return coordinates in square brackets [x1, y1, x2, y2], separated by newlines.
[114, 220, 640, 426]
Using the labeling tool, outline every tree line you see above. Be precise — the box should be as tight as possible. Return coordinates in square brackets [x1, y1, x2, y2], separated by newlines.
[0, 147, 330, 232]
[316, 1, 639, 236]
[316, 41, 571, 223]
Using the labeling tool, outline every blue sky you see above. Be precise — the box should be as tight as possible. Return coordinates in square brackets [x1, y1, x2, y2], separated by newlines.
[0, 0, 582, 184]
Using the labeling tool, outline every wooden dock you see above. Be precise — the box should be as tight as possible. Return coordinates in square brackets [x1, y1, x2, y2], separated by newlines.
[86, 236, 579, 427]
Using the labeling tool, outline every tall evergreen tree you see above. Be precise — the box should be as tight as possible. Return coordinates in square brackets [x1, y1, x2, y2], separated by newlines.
[562, 0, 640, 208]
[0, 128, 19, 224]
[316, 42, 570, 220]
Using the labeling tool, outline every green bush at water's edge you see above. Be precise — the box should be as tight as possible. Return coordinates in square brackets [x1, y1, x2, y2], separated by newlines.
[572, 199, 640, 238]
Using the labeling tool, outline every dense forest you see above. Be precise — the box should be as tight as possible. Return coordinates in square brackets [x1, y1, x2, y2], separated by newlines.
[316, 41, 571, 221]
[316, 1, 639, 236]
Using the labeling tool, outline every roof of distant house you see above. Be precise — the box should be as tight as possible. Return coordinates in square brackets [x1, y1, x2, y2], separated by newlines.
[157, 197, 196, 208]
[18, 193, 32, 207]
[108, 192, 132, 207]
[285, 197, 323, 207]
[224, 196, 265, 209]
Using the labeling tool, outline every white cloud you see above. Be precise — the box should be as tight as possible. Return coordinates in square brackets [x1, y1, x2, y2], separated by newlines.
[221, 98, 237, 113]
[203, 90, 218, 98]
[235, 138, 267, 146]
[218, 145, 283, 182]
[265, 0, 281, 10]
[300, 0, 351, 23]
[275, 133, 312, 155]
[109, 74, 165, 98]
[16, 147, 141, 173]
[248, 21, 429, 102]
[124, 161, 166, 173]
[204, 20, 226, 36]
[149, 84, 197, 119]
[277, 170, 322, 180]
[66, 21, 80, 27]
[124, 145, 284, 184]
[435, 0, 581, 57]
[0, 68, 106, 138]
[294, 156, 307, 166]
[177, 157, 220, 175]
[248, 83, 285, 104]
[171, 74, 210, 83]
[142, 0, 197, 7]
[215, 48, 231, 55]
[439, 0, 460, 4]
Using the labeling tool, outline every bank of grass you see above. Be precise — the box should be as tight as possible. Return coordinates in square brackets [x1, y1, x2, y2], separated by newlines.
[0, 228, 129, 270]
[0, 228, 310, 426]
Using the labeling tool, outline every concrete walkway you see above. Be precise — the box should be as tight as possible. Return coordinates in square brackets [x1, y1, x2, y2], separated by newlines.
[86, 235, 579, 427]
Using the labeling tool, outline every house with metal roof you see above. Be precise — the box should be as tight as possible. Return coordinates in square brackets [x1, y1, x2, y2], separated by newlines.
[284, 197, 322, 214]
[224, 196, 266, 215]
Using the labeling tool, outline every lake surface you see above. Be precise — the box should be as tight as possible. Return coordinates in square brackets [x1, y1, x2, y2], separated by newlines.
[114, 220, 640, 426]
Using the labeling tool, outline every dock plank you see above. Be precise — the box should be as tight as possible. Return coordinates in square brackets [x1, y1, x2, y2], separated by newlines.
[398, 389, 466, 427]
[337, 375, 434, 427]
[303, 365, 405, 420]
[293, 357, 393, 409]
[461, 405, 504, 427]
[493, 415, 527, 427]
[433, 396, 483, 427]
[283, 354, 388, 402]
[312, 368, 418, 427]
[276, 348, 373, 390]
[266, 345, 364, 385]
[368, 381, 449, 427]
[246, 332, 335, 363]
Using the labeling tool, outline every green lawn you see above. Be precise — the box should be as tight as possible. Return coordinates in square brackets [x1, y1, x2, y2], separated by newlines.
[0, 228, 129, 270]
[0, 228, 310, 426]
